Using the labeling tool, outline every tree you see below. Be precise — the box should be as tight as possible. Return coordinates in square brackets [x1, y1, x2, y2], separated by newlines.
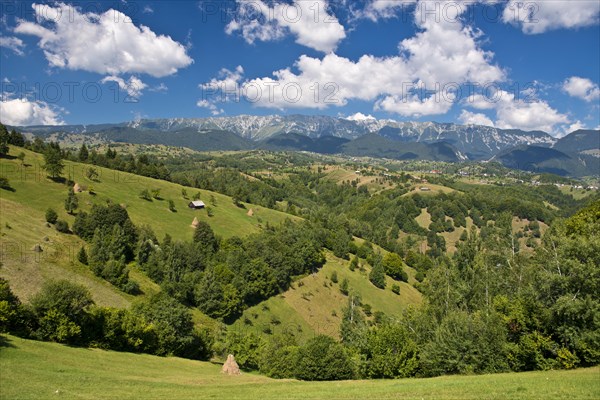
[369, 262, 386, 289]
[17, 152, 25, 165]
[43, 143, 64, 178]
[31, 280, 94, 321]
[365, 323, 418, 378]
[55, 220, 69, 233]
[0, 123, 9, 156]
[193, 221, 218, 254]
[339, 278, 349, 295]
[77, 246, 88, 265]
[382, 253, 408, 282]
[168, 199, 176, 212]
[64, 188, 79, 214]
[86, 167, 98, 181]
[295, 335, 355, 380]
[45, 208, 58, 224]
[9, 129, 25, 147]
[78, 143, 89, 161]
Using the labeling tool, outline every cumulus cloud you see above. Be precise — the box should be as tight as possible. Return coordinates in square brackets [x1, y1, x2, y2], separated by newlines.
[15, 2, 193, 77]
[492, 90, 569, 133]
[458, 109, 494, 126]
[0, 97, 64, 126]
[563, 76, 600, 102]
[218, 1, 502, 117]
[0, 36, 25, 56]
[226, 0, 346, 53]
[502, 0, 600, 34]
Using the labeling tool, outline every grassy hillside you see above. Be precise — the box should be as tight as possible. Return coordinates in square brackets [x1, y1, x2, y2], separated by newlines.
[2, 334, 598, 400]
[0, 146, 295, 304]
[230, 252, 422, 342]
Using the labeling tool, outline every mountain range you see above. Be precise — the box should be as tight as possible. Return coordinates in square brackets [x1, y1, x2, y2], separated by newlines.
[9, 115, 599, 177]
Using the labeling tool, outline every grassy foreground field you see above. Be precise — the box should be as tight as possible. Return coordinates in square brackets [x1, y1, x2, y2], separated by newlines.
[1, 334, 598, 400]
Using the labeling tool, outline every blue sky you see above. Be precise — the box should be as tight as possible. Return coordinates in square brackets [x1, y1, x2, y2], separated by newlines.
[0, 0, 599, 136]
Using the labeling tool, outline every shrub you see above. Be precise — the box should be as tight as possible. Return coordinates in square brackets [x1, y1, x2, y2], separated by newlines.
[391, 284, 400, 295]
[45, 208, 58, 224]
[331, 271, 338, 283]
[55, 220, 69, 233]
[295, 335, 354, 381]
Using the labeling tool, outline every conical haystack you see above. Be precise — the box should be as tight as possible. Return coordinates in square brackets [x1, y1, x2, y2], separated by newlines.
[221, 354, 241, 375]
[246, 208, 254, 217]
[32, 244, 43, 252]
[73, 183, 83, 193]
[191, 217, 199, 228]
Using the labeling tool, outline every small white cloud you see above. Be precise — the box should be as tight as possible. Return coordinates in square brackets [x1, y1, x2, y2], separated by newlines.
[143, 5, 154, 14]
[15, 2, 193, 77]
[345, 112, 376, 121]
[565, 120, 587, 133]
[377, 93, 455, 117]
[148, 83, 168, 93]
[226, 0, 346, 53]
[101, 75, 148, 98]
[0, 96, 64, 126]
[357, 0, 416, 22]
[502, 0, 600, 34]
[458, 109, 494, 126]
[0, 36, 25, 56]
[197, 99, 224, 116]
[563, 76, 600, 102]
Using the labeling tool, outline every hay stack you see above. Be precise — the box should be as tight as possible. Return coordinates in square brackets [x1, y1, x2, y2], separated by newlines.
[32, 244, 43, 252]
[221, 354, 241, 375]
[246, 208, 254, 217]
[73, 183, 83, 193]
[191, 217, 199, 228]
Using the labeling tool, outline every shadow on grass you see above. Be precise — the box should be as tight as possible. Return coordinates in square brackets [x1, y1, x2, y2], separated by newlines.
[0, 334, 16, 348]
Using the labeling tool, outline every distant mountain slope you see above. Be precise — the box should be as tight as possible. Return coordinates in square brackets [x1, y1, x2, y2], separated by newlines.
[554, 130, 600, 154]
[258, 132, 349, 153]
[341, 133, 463, 162]
[495, 145, 598, 177]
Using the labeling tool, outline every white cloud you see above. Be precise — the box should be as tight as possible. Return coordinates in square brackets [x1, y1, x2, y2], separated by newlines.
[345, 112, 376, 121]
[492, 90, 569, 133]
[101, 75, 147, 98]
[225, 1, 503, 117]
[0, 97, 64, 126]
[149, 83, 168, 93]
[565, 120, 587, 133]
[502, 0, 600, 34]
[377, 93, 455, 117]
[226, 0, 346, 53]
[0, 36, 25, 56]
[458, 109, 494, 126]
[142, 5, 154, 14]
[563, 76, 600, 102]
[197, 99, 224, 116]
[15, 2, 193, 77]
[359, 0, 416, 21]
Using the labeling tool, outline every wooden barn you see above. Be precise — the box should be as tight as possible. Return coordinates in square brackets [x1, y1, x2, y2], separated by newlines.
[188, 200, 206, 209]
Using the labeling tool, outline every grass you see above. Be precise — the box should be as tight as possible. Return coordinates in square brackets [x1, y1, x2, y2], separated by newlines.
[230, 252, 422, 342]
[1, 334, 599, 400]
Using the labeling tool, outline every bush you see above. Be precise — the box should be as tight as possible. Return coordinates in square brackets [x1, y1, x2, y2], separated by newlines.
[330, 271, 338, 283]
[45, 208, 58, 224]
[391, 284, 400, 295]
[55, 219, 69, 233]
[295, 335, 355, 381]
[369, 263, 386, 289]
